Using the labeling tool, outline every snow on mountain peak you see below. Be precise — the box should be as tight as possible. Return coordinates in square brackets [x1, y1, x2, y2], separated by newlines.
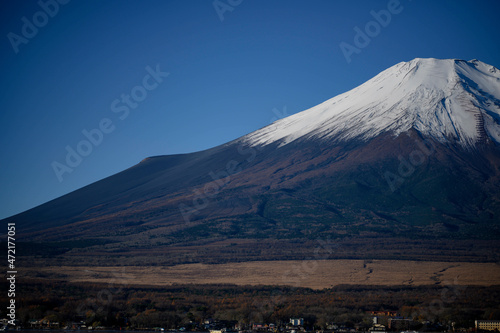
[241, 58, 500, 148]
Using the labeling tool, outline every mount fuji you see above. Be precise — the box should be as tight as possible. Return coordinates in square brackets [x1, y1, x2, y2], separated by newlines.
[4, 58, 500, 266]
[242, 58, 500, 148]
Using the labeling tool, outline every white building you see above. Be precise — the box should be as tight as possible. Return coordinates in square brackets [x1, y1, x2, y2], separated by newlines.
[290, 318, 304, 326]
[475, 320, 500, 331]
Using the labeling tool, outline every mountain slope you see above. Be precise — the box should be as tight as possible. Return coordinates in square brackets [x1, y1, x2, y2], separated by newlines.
[4, 58, 500, 266]
[242, 58, 500, 148]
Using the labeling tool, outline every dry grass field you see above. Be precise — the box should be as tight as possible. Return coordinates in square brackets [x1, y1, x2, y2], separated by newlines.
[23, 259, 500, 289]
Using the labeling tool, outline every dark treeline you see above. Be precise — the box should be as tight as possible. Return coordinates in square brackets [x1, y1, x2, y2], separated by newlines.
[2, 280, 500, 330]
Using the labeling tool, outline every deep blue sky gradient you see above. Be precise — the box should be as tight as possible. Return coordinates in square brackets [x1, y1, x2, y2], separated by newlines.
[1, 0, 500, 219]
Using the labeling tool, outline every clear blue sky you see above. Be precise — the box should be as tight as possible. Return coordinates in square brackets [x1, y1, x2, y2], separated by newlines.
[1, 0, 500, 219]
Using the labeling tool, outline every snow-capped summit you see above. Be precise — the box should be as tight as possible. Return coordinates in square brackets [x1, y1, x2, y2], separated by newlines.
[242, 58, 500, 148]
